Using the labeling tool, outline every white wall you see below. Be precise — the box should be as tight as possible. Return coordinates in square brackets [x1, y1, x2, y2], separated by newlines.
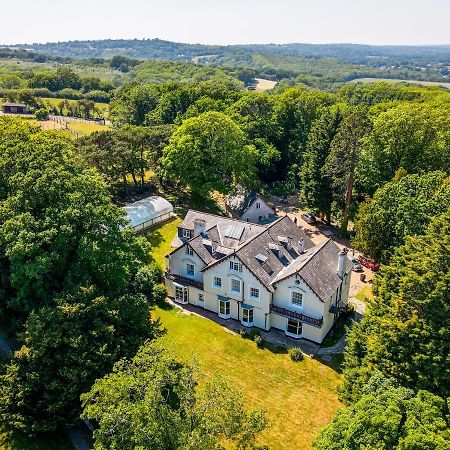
[240, 197, 274, 223]
[167, 244, 205, 283]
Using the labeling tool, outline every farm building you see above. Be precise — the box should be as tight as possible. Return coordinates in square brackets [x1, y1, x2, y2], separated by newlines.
[123, 196, 174, 232]
[1, 102, 29, 114]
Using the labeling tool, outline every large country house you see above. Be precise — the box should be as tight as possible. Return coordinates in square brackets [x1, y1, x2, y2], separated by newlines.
[165, 211, 352, 343]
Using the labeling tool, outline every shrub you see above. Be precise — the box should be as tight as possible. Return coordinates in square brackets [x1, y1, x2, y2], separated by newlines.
[254, 334, 263, 347]
[249, 328, 260, 340]
[239, 328, 247, 338]
[35, 108, 49, 121]
[288, 347, 304, 362]
[153, 284, 167, 304]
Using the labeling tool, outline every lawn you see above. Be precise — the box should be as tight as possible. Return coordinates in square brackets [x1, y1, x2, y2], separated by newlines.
[0, 428, 73, 450]
[149, 220, 343, 449]
[66, 121, 109, 137]
[349, 77, 450, 89]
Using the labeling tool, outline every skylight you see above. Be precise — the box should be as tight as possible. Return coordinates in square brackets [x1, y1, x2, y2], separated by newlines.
[225, 224, 245, 240]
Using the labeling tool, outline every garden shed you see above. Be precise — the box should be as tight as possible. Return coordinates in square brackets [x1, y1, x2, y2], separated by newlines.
[123, 196, 174, 232]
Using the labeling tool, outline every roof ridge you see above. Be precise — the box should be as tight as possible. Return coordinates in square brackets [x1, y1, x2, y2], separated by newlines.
[186, 209, 268, 228]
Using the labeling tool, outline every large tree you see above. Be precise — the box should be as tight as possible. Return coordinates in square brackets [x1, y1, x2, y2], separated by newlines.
[82, 343, 269, 450]
[358, 102, 450, 194]
[314, 374, 450, 450]
[341, 208, 450, 402]
[323, 108, 371, 235]
[299, 106, 344, 223]
[0, 117, 160, 432]
[352, 171, 450, 263]
[161, 111, 258, 196]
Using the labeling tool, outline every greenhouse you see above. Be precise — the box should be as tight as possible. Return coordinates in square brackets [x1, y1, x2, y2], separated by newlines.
[123, 196, 174, 232]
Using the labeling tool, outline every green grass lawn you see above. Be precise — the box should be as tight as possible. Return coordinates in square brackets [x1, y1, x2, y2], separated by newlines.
[0, 427, 73, 450]
[66, 121, 109, 137]
[149, 220, 343, 449]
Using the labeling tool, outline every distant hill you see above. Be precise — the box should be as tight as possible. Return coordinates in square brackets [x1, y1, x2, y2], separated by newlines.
[7, 39, 450, 65]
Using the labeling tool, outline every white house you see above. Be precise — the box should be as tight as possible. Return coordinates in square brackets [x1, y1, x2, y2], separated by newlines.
[225, 187, 275, 224]
[165, 211, 352, 344]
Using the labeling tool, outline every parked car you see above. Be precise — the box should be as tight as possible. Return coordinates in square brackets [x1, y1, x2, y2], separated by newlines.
[301, 212, 316, 224]
[357, 255, 380, 271]
[350, 255, 363, 272]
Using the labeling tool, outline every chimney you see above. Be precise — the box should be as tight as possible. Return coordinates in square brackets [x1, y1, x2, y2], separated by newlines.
[337, 249, 347, 278]
[193, 219, 206, 237]
[298, 239, 305, 254]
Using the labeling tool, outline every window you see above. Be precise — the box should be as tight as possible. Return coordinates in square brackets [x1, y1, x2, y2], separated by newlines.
[175, 286, 188, 303]
[186, 263, 195, 277]
[182, 229, 191, 239]
[186, 246, 193, 255]
[219, 300, 230, 317]
[231, 278, 241, 293]
[250, 287, 259, 299]
[242, 308, 254, 324]
[229, 261, 242, 272]
[291, 291, 303, 307]
[287, 319, 302, 336]
[256, 202, 261, 209]
[213, 276, 222, 288]
[198, 293, 204, 302]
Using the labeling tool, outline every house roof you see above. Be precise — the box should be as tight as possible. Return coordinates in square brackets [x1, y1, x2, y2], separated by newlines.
[170, 210, 351, 301]
[225, 186, 258, 217]
[2, 102, 27, 107]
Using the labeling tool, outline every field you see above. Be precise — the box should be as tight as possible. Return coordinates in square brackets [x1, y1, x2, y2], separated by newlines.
[42, 98, 110, 117]
[65, 121, 109, 137]
[148, 220, 343, 450]
[255, 78, 278, 92]
[349, 77, 450, 89]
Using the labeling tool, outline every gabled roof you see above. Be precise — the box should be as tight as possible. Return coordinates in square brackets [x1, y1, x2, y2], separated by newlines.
[168, 210, 351, 300]
[225, 186, 259, 217]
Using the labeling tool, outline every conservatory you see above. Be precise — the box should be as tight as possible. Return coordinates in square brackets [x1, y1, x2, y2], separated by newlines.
[123, 196, 174, 232]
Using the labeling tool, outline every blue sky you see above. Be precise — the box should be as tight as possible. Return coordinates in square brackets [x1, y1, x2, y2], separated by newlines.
[2, 0, 449, 45]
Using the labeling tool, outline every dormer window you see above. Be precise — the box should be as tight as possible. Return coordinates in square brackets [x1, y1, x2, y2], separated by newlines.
[183, 229, 191, 239]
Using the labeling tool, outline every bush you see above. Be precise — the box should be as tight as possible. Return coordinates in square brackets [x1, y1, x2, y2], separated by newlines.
[254, 334, 263, 347]
[249, 328, 260, 340]
[35, 108, 49, 121]
[239, 328, 247, 338]
[153, 284, 167, 304]
[85, 90, 111, 103]
[288, 347, 304, 362]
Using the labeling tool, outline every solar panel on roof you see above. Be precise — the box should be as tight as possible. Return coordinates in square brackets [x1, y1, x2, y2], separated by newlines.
[225, 224, 245, 240]
[255, 253, 268, 263]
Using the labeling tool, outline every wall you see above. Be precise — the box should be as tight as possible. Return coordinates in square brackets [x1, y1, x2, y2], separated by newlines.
[240, 197, 274, 223]
[167, 243, 205, 283]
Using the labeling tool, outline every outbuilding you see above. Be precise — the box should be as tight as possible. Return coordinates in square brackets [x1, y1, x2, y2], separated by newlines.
[1, 103, 29, 114]
[123, 196, 174, 232]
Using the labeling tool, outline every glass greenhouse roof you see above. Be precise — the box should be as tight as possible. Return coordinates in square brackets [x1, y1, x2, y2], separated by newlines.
[123, 196, 173, 228]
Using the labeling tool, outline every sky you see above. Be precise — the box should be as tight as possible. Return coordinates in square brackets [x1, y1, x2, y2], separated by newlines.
[1, 0, 449, 46]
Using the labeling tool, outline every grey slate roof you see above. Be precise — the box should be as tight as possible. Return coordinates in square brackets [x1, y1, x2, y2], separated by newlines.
[169, 210, 350, 301]
[225, 187, 258, 217]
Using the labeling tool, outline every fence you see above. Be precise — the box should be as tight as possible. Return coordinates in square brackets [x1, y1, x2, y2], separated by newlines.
[132, 211, 175, 233]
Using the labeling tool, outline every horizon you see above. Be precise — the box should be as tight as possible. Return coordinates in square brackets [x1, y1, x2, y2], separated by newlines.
[1, 0, 449, 47]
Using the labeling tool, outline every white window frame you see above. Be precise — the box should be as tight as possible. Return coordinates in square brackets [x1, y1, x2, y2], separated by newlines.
[175, 285, 188, 304]
[186, 246, 193, 255]
[213, 276, 222, 289]
[230, 278, 241, 294]
[241, 308, 254, 326]
[182, 229, 191, 239]
[249, 287, 260, 300]
[286, 318, 302, 338]
[186, 262, 195, 277]
[229, 261, 242, 272]
[291, 291, 303, 308]
[219, 299, 231, 318]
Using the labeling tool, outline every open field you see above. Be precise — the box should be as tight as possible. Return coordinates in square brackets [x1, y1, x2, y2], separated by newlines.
[66, 121, 109, 137]
[255, 78, 278, 92]
[148, 220, 343, 450]
[349, 77, 450, 89]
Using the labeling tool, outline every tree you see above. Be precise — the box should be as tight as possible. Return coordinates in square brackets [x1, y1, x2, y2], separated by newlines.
[34, 108, 49, 121]
[0, 288, 161, 432]
[323, 108, 371, 235]
[82, 343, 269, 450]
[161, 111, 258, 196]
[352, 171, 450, 263]
[314, 373, 450, 450]
[358, 103, 450, 194]
[299, 106, 344, 223]
[341, 208, 450, 402]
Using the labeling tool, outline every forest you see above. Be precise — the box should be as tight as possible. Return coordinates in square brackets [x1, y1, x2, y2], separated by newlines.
[0, 43, 449, 449]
